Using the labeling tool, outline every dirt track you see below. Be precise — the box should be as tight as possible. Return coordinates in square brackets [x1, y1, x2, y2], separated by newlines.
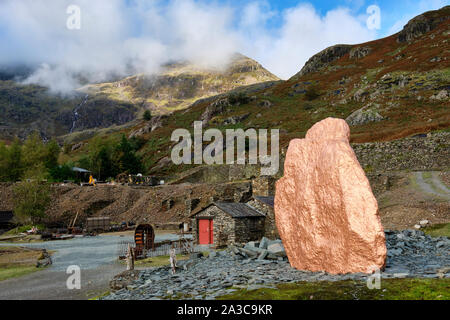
[0, 263, 123, 300]
[0, 233, 187, 300]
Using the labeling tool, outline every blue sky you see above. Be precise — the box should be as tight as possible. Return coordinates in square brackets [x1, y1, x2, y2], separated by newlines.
[224, 0, 448, 36]
[0, 0, 448, 92]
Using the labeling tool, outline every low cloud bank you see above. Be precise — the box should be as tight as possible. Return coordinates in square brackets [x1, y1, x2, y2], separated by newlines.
[0, 0, 380, 94]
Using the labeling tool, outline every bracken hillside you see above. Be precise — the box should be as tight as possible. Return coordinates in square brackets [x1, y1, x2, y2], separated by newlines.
[65, 6, 450, 177]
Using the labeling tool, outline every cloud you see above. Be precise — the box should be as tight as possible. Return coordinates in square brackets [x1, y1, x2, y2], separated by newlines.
[239, 3, 376, 79]
[0, 0, 378, 93]
[385, 0, 448, 36]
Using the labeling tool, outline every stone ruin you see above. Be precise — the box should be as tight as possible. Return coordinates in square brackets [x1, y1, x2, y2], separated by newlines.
[275, 117, 387, 274]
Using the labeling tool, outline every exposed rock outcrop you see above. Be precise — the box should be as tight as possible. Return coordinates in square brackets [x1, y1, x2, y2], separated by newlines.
[128, 115, 168, 138]
[346, 104, 384, 126]
[349, 46, 372, 59]
[296, 45, 352, 77]
[397, 6, 450, 43]
[200, 98, 230, 125]
[274, 118, 387, 274]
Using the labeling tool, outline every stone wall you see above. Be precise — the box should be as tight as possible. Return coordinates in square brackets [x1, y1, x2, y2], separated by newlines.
[278, 132, 449, 174]
[247, 199, 279, 239]
[234, 217, 265, 244]
[252, 176, 276, 196]
[352, 132, 450, 172]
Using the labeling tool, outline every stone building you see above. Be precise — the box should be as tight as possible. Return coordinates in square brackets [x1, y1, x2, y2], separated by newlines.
[191, 202, 265, 247]
[246, 196, 279, 239]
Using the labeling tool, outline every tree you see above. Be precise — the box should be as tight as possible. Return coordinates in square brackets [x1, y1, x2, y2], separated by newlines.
[0, 138, 23, 182]
[90, 145, 113, 180]
[21, 132, 46, 173]
[44, 139, 60, 171]
[49, 162, 76, 182]
[8, 139, 24, 181]
[305, 85, 320, 101]
[143, 110, 152, 121]
[13, 167, 51, 225]
[113, 135, 141, 175]
[0, 142, 7, 181]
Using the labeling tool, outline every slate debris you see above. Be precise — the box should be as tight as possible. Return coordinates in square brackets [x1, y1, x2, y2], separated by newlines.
[103, 230, 449, 300]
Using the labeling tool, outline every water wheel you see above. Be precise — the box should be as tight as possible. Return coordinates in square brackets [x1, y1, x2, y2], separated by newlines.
[134, 224, 155, 258]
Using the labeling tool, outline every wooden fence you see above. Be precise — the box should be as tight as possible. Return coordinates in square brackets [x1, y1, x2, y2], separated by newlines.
[117, 238, 196, 259]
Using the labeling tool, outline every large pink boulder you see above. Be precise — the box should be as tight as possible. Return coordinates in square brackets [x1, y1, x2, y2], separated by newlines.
[274, 117, 386, 274]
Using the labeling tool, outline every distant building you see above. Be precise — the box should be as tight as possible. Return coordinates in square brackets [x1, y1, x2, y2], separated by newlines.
[191, 202, 265, 247]
[85, 217, 111, 233]
[71, 167, 91, 182]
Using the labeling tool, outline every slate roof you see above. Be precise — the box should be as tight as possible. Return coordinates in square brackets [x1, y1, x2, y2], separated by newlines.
[214, 202, 265, 218]
[0, 211, 13, 224]
[254, 196, 274, 208]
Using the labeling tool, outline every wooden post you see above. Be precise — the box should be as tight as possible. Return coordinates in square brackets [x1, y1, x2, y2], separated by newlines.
[126, 244, 135, 271]
[169, 247, 177, 274]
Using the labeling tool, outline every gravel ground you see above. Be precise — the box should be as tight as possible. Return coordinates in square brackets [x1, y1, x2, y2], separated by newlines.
[102, 230, 450, 300]
[0, 233, 189, 299]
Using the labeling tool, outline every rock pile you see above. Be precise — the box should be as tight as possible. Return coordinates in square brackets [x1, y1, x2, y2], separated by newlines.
[228, 237, 287, 261]
[102, 230, 449, 300]
[384, 229, 449, 277]
[36, 249, 52, 268]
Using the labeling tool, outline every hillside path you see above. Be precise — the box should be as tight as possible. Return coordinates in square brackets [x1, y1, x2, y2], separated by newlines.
[414, 171, 450, 200]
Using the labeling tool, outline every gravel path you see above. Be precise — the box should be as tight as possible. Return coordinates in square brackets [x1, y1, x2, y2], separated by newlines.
[102, 230, 450, 300]
[415, 171, 450, 200]
[0, 263, 123, 300]
[0, 233, 188, 300]
[432, 172, 450, 194]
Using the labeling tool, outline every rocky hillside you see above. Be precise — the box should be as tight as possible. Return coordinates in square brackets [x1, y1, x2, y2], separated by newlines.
[0, 81, 138, 141]
[65, 6, 449, 177]
[0, 54, 279, 142]
[80, 53, 280, 116]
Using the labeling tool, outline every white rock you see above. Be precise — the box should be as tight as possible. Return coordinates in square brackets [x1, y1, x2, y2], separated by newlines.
[419, 220, 429, 226]
[267, 243, 286, 257]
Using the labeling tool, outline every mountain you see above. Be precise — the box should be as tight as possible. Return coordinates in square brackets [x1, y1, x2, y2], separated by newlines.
[79, 53, 279, 116]
[0, 54, 279, 141]
[64, 6, 450, 176]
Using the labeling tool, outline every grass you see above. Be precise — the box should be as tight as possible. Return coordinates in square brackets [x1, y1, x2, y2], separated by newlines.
[217, 278, 450, 300]
[0, 265, 39, 282]
[3, 225, 46, 236]
[423, 223, 450, 238]
[0, 246, 51, 281]
[120, 254, 190, 268]
[89, 290, 111, 300]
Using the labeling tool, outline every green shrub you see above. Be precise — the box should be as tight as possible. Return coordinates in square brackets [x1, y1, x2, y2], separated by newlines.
[143, 110, 152, 121]
[305, 85, 320, 101]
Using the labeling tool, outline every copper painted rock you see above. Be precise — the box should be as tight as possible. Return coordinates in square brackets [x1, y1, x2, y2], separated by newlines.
[275, 117, 386, 274]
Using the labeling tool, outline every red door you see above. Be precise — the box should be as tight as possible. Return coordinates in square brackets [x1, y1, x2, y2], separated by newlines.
[198, 219, 213, 244]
